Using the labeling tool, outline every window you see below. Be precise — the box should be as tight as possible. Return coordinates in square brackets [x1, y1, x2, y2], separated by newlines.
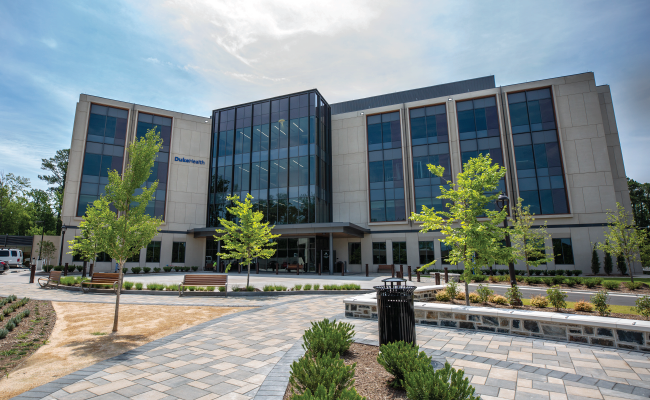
[372, 242, 387, 264]
[349, 242, 361, 264]
[127, 251, 140, 263]
[508, 89, 568, 215]
[552, 238, 574, 265]
[136, 113, 172, 219]
[440, 242, 452, 264]
[410, 105, 451, 212]
[367, 112, 405, 222]
[392, 242, 407, 265]
[77, 104, 128, 216]
[172, 242, 186, 263]
[419, 241, 435, 265]
[146, 241, 161, 263]
[96, 252, 111, 262]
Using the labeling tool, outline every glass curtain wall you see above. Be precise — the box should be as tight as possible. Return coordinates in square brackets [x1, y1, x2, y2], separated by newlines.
[209, 91, 331, 226]
[77, 104, 128, 216]
[409, 104, 451, 212]
[367, 112, 405, 222]
[135, 113, 172, 218]
[507, 88, 568, 215]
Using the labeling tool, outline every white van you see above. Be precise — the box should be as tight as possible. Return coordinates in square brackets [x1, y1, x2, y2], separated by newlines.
[0, 249, 24, 268]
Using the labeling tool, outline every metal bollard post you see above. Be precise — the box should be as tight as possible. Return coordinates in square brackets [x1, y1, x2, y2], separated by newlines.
[318, 262, 321, 275]
[276, 263, 279, 275]
[408, 265, 412, 281]
[297, 264, 299, 275]
[64, 263, 68, 276]
[256, 262, 259, 274]
[444, 267, 448, 283]
[417, 270, 420, 282]
[435, 272, 440, 285]
[400, 265, 404, 278]
[365, 263, 369, 277]
[30, 265, 36, 283]
[238, 263, 241, 273]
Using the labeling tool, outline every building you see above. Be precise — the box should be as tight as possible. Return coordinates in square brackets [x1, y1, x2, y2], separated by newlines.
[59, 72, 635, 274]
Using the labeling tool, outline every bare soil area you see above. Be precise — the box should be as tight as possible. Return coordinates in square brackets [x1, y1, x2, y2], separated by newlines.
[0, 302, 250, 400]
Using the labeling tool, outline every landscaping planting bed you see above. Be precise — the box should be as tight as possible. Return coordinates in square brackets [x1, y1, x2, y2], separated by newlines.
[485, 280, 650, 294]
[0, 297, 56, 377]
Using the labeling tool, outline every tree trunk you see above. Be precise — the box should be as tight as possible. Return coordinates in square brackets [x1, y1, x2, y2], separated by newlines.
[526, 264, 530, 276]
[246, 261, 250, 288]
[113, 260, 124, 333]
[627, 256, 634, 283]
[464, 280, 470, 306]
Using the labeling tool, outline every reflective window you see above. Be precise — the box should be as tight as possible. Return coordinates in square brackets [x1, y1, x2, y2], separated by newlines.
[349, 242, 361, 265]
[367, 112, 405, 222]
[440, 241, 452, 264]
[77, 104, 128, 217]
[136, 113, 172, 219]
[508, 88, 568, 215]
[409, 105, 451, 212]
[392, 241, 407, 265]
[146, 241, 161, 263]
[552, 238, 574, 265]
[172, 242, 186, 263]
[372, 242, 387, 264]
[418, 241, 435, 265]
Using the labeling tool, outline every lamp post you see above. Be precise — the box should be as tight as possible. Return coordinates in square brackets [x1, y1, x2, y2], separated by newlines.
[495, 194, 518, 289]
[58, 225, 67, 266]
[36, 220, 44, 265]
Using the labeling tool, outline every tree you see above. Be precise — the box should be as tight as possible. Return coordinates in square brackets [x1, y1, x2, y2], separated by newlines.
[628, 178, 650, 230]
[69, 209, 104, 277]
[0, 172, 33, 235]
[71, 128, 163, 332]
[37, 240, 56, 263]
[591, 245, 600, 275]
[410, 153, 511, 306]
[616, 254, 627, 275]
[596, 203, 645, 283]
[215, 193, 280, 288]
[603, 251, 613, 275]
[39, 149, 69, 235]
[510, 199, 553, 276]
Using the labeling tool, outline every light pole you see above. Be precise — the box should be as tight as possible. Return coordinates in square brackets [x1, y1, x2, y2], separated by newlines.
[36, 220, 44, 266]
[58, 225, 67, 266]
[495, 194, 518, 289]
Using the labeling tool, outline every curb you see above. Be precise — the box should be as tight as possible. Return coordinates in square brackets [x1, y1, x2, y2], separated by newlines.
[51, 285, 373, 297]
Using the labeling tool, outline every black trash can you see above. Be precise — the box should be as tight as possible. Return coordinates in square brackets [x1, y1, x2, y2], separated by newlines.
[374, 277, 417, 345]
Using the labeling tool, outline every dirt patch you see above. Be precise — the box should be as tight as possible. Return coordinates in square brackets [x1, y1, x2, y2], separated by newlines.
[0, 299, 56, 377]
[0, 302, 251, 400]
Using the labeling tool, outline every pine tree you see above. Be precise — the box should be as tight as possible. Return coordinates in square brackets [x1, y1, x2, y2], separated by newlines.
[591, 246, 600, 275]
[617, 254, 627, 275]
[603, 251, 613, 275]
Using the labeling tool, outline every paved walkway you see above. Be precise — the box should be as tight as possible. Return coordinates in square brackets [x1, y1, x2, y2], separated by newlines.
[7, 288, 650, 400]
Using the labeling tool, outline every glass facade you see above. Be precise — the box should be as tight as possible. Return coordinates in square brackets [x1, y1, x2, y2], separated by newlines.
[349, 242, 361, 264]
[552, 238, 574, 265]
[172, 242, 186, 263]
[440, 242, 452, 264]
[209, 91, 331, 227]
[372, 242, 387, 264]
[146, 241, 161, 263]
[508, 88, 568, 215]
[392, 241, 407, 264]
[77, 104, 128, 216]
[456, 96, 506, 204]
[136, 113, 172, 219]
[418, 241, 435, 265]
[367, 112, 405, 222]
[409, 104, 451, 212]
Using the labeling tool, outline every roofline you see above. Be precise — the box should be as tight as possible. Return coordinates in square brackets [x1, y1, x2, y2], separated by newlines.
[211, 88, 330, 114]
[81, 93, 210, 119]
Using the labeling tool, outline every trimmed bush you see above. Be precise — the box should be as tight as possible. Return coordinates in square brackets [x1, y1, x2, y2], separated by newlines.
[602, 280, 620, 290]
[218, 286, 226, 292]
[143, 267, 151, 274]
[135, 282, 143, 290]
[565, 277, 581, 287]
[446, 281, 459, 299]
[304, 284, 312, 290]
[289, 352, 356, 399]
[617, 255, 627, 275]
[583, 278, 599, 288]
[123, 281, 134, 290]
[591, 247, 600, 275]
[530, 295, 549, 308]
[0, 328, 8, 339]
[476, 284, 493, 304]
[623, 281, 642, 290]
[435, 290, 451, 302]
[490, 295, 508, 305]
[293, 284, 303, 291]
[184, 266, 191, 272]
[404, 361, 479, 400]
[76, 265, 83, 272]
[573, 269, 582, 276]
[505, 285, 523, 305]
[377, 341, 432, 389]
[552, 275, 565, 285]
[314, 284, 320, 290]
[455, 292, 466, 301]
[191, 266, 199, 271]
[302, 318, 354, 357]
[153, 267, 161, 273]
[173, 266, 181, 272]
[574, 300, 594, 312]
[468, 293, 480, 303]
[591, 289, 610, 316]
[472, 274, 486, 283]
[131, 267, 141, 274]
[163, 266, 172, 272]
[542, 277, 553, 286]
[533, 270, 542, 276]
[547, 286, 567, 311]
[263, 285, 275, 292]
[633, 295, 650, 320]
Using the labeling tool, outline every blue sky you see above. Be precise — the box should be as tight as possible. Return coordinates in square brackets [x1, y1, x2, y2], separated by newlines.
[1, 0, 649, 190]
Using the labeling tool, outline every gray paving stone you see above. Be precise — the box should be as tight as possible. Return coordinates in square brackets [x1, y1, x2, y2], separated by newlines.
[469, 384, 499, 396]
[115, 384, 151, 397]
[532, 380, 566, 393]
[57, 390, 97, 400]
[159, 376, 193, 388]
[485, 377, 516, 390]
[165, 385, 210, 400]
[206, 382, 239, 394]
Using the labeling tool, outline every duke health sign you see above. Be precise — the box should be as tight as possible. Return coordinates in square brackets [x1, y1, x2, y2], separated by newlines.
[174, 156, 205, 165]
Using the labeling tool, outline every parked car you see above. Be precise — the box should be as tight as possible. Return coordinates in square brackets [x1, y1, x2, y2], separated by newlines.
[0, 261, 7, 272]
[0, 249, 24, 268]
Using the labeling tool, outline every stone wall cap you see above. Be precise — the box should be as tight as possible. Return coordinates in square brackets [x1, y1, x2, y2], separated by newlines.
[615, 319, 650, 330]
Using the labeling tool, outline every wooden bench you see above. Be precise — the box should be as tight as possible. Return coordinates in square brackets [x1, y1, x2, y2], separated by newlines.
[38, 271, 62, 288]
[179, 274, 228, 297]
[287, 264, 302, 272]
[82, 273, 120, 294]
[377, 264, 395, 275]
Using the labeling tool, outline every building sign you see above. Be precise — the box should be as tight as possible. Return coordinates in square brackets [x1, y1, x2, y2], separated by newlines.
[174, 156, 206, 165]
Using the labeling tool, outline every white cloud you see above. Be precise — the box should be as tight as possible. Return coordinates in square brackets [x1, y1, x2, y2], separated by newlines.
[146, 57, 160, 63]
[42, 38, 57, 48]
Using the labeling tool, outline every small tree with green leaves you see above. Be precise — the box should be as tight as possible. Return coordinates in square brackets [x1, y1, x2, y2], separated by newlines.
[70, 128, 163, 332]
[596, 203, 645, 283]
[37, 240, 56, 264]
[411, 153, 512, 306]
[510, 199, 553, 276]
[603, 251, 613, 275]
[215, 193, 280, 288]
[591, 245, 600, 275]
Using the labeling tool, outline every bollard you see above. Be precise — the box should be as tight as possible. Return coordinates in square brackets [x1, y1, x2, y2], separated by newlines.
[238, 263, 241, 273]
[30, 265, 36, 283]
[318, 262, 321, 275]
[400, 265, 404, 279]
[396, 271, 403, 279]
[408, 265, 412, 281]
[64, 263, 69, 276]
[297, 264, 299, 275]
[391, 264, 395, 278]
[416, 270, 420, 282]
[435, 272, 440, 285]
[256, 262, 259, 274]
[444, 267, 448, 283]
[365, 263, 369, 277]
[276, 263, 279, 275]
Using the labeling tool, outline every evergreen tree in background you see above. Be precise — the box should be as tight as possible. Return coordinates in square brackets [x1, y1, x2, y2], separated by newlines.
[603, 251, 613, 275]
[617, 254, 627, 275]
[591, 245, 600, 275]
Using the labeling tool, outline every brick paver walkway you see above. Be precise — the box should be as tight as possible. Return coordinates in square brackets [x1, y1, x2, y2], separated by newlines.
[8, 288, 650, 400]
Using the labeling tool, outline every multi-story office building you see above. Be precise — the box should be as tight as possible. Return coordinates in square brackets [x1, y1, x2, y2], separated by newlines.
[60, 72, 636, 274]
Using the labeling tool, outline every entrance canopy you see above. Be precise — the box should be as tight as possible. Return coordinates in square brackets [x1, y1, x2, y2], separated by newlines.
[190, 222, 369, 239]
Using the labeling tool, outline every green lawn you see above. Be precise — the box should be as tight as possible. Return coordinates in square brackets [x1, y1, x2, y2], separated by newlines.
[597, 277, 650, 283]
[520, 298, 640, 316]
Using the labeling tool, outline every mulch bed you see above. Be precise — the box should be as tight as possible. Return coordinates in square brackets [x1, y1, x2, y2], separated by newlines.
[0, 298, 57, 376]
[283, 343, 406, 400]
[423, 298, 648, 321]
[484, 280, 650, 294]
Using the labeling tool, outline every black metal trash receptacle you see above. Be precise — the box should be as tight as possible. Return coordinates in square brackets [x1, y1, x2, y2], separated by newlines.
[374, 277, 417, 345]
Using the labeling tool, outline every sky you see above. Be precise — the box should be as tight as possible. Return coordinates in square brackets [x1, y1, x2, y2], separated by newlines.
[1, 0, 649, 191]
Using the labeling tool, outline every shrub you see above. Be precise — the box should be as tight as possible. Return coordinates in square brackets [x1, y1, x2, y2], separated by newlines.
[206, 286, 215, 292]
[60, 277, 76, 286]
[530, 295, 549, 308]
[573, 269, 583, 276]
[5, 321, 15, 331]
[153, 267, 161, 273]
[490, 295, 508, 305]
[184, 266, 191, 272]
[505, 285, 523, 306]
[591, 290, 610, 316]
[122, 267, 129, 274]
[302, 318, 354, 357]
[244, 285, 255, 292]
[555, 269, 565, 276]
[143, 267, 151, 274]
[583, 278, 598, 288]
[377, 341, 432, 389]
[173, 266, 181, 272]
[552, 275, 565, 285]
[291, 384, 363, 400]
[525, 277, 542, 285]
[275, 285, 287, 291]
[603, 252, 613, 275]
[163, 266, 172, 272]
[546, 286, 567, 311]
[435, 290, 451, 302]
[446, 281, 459, 300]
[0, 328, 7, 339]
[565, 277, 581, 287]
[623, 281, 642, 290]
[76, 265, 83, 272]
[476, 284, 493, 304]
[574, 300, 594, 312]
[289, 352, 356, 399]
[294, 284, 303, 291]
[304, 284, 312, 290]
[263, 285, 275, 292]
[548, 270, 556, 276]
[404, 361, 479, 400]
[123, 281, 134, 290]
[231, 285, 241, 292]
[135, 282, 143, 290]
[602, 280, 620, 290]
[533, 270, 542, 276]
[565, 270, 574, 276]
[633, 295, 650, 320]
[455, 292, 466, 301]
[167, 284, 179, 291]
[617, 255, 627, 275]
[468, 293, 480, 303]
[131, 267, 141, 274]
[472, 274, 486, 283]
[314, 284, 320, 290]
